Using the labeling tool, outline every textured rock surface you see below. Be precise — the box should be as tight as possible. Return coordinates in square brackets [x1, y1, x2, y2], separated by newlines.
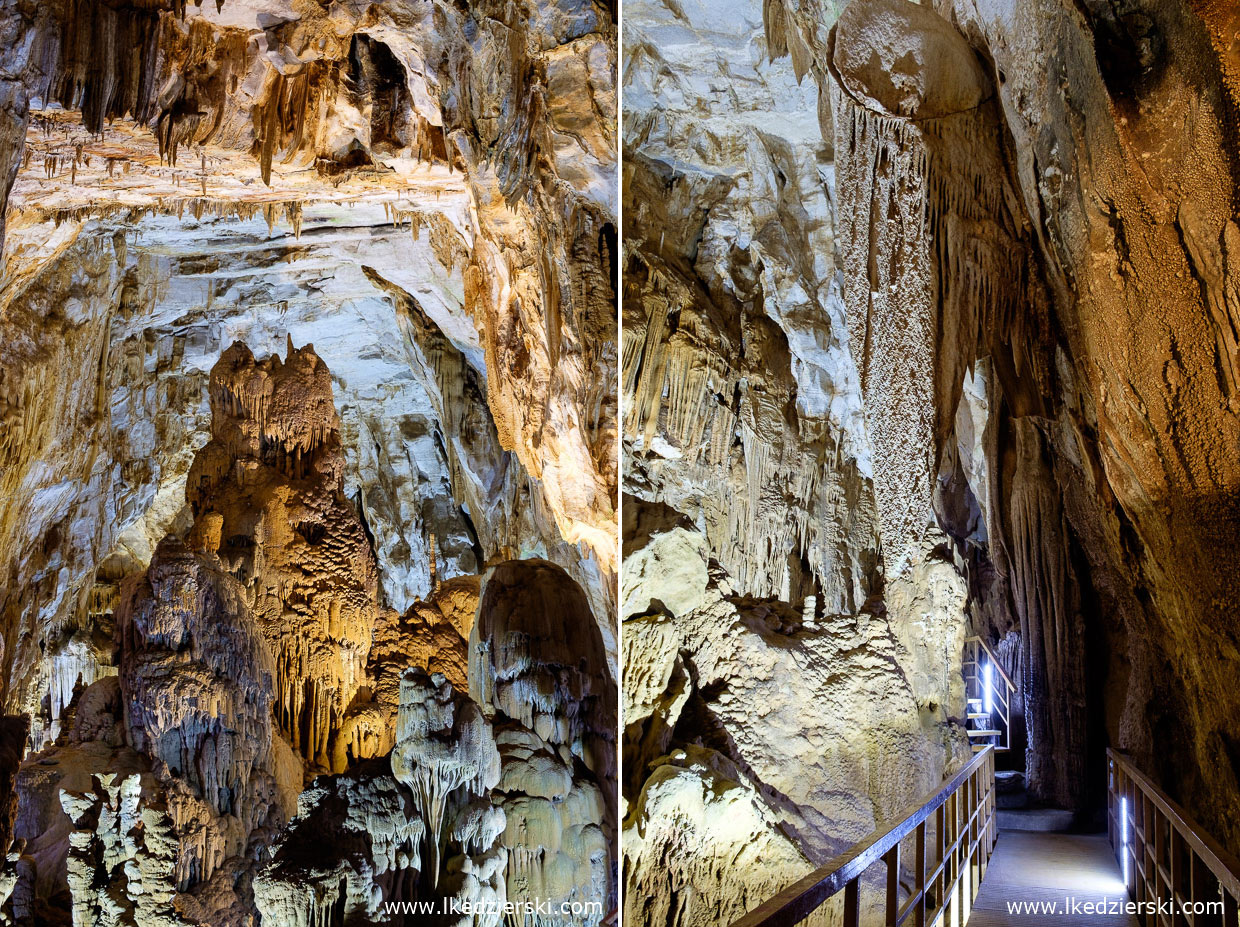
[631, 0, 1240, 889]
[624, 0, 876, 609]
[252, 759, 425, 927]
[118, 537, 285, 891]
[621, 508, 968, 925]
[1, 336, 614, 924]
[184, 341, 382, 771]
[817, 0, 1240, 846]
[0, 0, 618, 736]
[0, 0, 617, 921]
[624, 0, 1240, 918]
[471, 559, 616, 925]
[625, 746, 830, 927]
[621, 1, 974, 922]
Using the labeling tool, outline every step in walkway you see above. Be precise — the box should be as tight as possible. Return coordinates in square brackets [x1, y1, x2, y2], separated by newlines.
[968, 831, 1139, 926]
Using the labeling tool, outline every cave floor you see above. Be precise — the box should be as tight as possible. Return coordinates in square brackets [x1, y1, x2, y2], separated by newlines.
[969, 830, 1139, 926]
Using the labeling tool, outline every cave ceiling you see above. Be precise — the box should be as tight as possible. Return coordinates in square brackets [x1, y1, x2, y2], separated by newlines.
[0, 0, 618, 923]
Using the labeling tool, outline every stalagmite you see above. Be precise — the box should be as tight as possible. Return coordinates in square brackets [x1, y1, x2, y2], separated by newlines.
[59, 774, 185, 927]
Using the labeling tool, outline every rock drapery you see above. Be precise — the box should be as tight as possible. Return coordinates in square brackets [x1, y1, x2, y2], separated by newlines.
[821, 0, 1240, 838]
[0, 0, 617, 922]
[621, 1, 972, 922]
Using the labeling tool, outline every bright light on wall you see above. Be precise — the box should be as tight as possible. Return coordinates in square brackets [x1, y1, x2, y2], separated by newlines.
[982, 660, 993, 715]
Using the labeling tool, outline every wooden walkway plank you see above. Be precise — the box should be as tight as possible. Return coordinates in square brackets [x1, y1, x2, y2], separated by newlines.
[968, 831, 1140, 926]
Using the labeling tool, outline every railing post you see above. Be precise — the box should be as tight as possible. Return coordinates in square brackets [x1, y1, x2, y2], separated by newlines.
[843, 878, 859, 927]
[1109, 751, 1240, 927]
[724, 748, 997, 927]
[885, 844, 900, 927]
[916, 819, 927, 927]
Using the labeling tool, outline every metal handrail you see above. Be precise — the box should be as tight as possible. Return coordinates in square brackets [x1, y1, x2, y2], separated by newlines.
[963, 636, 1015, 752]
[1108, 749, 1240, 926]
[729, 747, 997, 927]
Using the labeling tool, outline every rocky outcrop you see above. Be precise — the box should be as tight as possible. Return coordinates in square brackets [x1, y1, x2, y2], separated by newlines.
[117, 538, 286, 891]
[391, 667, 501, 892]
[58, 774, 184, 927]
[623, 0, 876, 608]
[621, 505, 968, 923]
[795, 0, 1240, 843]
[0, 0, 619, 760]
[0, 330, 616, 923]
[0, 2, 618, 918]
[626, 746, 829, 927]
[621, 1, 973, 922]
[252, 759, 425, 927]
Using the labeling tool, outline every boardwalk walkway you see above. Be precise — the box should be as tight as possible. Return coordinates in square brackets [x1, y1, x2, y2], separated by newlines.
[968, 831, 1140, 926]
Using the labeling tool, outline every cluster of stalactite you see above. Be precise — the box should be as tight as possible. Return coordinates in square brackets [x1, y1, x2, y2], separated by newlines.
[185, 342, 379, 772]
[1, 0, 620, 609]
[254, 70, 315, 186]
[821, 0, 1089, 809]
[247, 561, 614, 927]
[621, 230, 878, 611]
[796, 0, 1240, 844]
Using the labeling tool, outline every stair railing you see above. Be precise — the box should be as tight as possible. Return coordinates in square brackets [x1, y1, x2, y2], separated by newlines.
[1108, 749, 1240, 926]
[729, 747, 997, 927]
[962, 636, 1016, 752]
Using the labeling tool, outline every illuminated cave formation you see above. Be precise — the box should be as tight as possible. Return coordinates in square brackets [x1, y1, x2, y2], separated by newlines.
[622, 0, 1240, 923]
[0, 0, 617, 924]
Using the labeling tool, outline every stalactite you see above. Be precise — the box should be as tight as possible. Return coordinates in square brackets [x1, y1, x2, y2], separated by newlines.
[390, 668, 500, 890]
[622, 243, 867, 606]
[183, 341, 380, 773]
[254, 69, 314, 186]
[1007, 421, 1088, 807]
[825, 0, 1041, 579]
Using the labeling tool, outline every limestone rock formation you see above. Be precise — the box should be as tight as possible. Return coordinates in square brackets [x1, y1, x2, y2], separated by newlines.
[186, 340, 382, 771]
[471, 559, 617, 925]
[820, 0, 1240, 838]
[471, 560, 616, 784]
[0, 0, 618, 750]
[622, 0, 973, 921]
[252, 760, 426, 927]
[58, 774, 184, 927]
[626, 746, 829, 927]
[621, 506, 968, 924]
[0, 0, 617, 921]
[391, 667, 501, 890]
[117, 536, 286, 892]
[626, 1, 1240, 924]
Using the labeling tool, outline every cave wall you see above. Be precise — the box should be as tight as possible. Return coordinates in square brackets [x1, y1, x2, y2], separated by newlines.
[0, 0, 619, 923]
[754, 0, 1240, 842]
[0, 0, 618, 737]
[620, 1, 975, 923]
[624, 0, 1240, 924]
[944, 0, 1240, 841]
